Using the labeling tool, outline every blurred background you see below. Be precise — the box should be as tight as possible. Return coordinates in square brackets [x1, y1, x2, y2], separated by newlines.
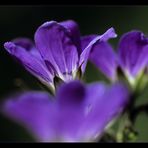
[0, 6, 148, 142]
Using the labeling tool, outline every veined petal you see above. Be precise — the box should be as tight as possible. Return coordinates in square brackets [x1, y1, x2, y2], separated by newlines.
[60, 20, 81, 55]
[4, 42, 54, 87]
[118, 31, 148, 78]
[79, 27, 117, 74]
[89, 41, 117, 81]
[34, 21, 79, 81]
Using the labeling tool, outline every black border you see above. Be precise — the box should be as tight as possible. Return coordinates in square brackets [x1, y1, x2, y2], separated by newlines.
[0, 0, 148, 6]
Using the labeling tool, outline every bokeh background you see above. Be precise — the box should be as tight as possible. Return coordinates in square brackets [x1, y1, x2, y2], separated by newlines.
[0, 6, 148, 142]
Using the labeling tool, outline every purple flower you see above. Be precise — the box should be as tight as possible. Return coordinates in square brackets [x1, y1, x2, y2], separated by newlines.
[4, 20, 116, 92]
[2, 80, 129, 142]
[89, 30, 148, 85]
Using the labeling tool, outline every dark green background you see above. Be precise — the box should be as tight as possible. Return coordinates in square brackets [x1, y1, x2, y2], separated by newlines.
[0, 6, 148, 142]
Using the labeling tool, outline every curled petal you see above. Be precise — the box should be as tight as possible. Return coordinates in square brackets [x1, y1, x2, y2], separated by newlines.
[81, 35, 97, 51]
[79, 27, 117, 74]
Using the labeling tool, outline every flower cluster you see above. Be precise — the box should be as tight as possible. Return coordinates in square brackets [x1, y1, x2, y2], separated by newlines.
[1, 20, 148, 142]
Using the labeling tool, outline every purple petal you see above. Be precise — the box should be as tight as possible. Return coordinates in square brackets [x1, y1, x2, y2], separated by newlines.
[118, 31, 148, 78]
[89, 41, 117, 81]
[12, 38, 34, 51]
[34, 21, 79, 81]
[56, 80, 86, 107]
[81, 35, 97, 51]
[80, 82, 129, 140]
[56, 81, 129, 141]
[2, 91, 57, 142]
[60, 20, 81, 55]
[79, 27, 117, 74]
[55, 81, 87, 141]
[56, 81, 106, 141]
[4, 42, 54, 87]
[2, 81, 129, 142]
[12, 38, 42, 60]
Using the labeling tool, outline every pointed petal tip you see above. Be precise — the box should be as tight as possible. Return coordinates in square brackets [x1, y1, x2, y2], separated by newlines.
[107, 27, 117, 38]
